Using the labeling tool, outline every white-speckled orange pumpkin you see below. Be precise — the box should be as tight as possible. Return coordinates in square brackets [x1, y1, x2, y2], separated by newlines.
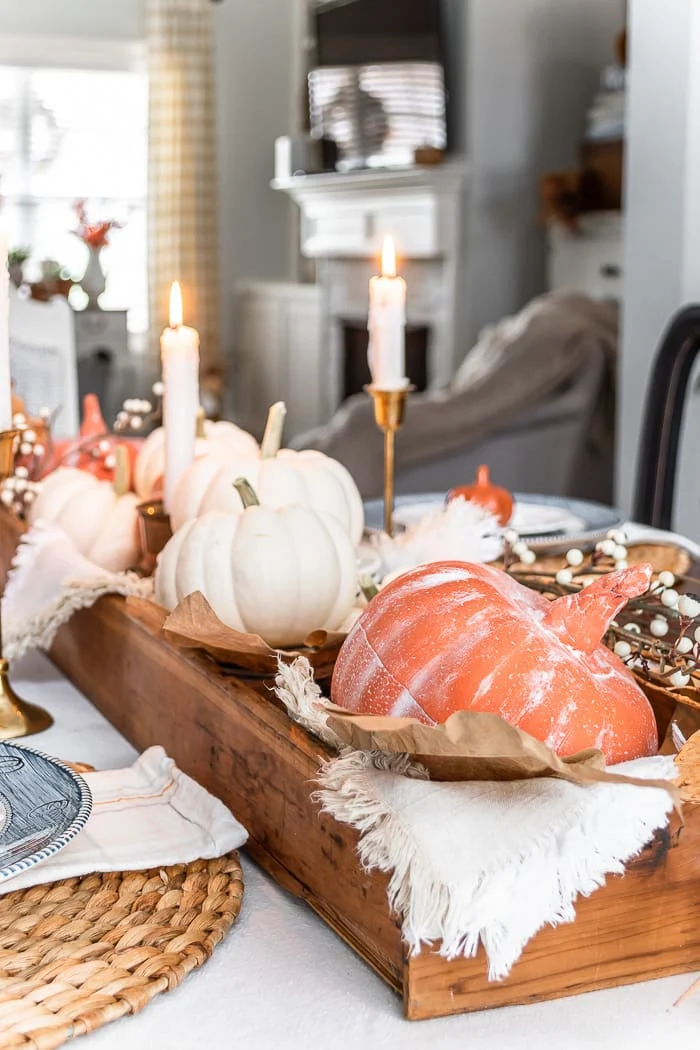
[331, 561, 658, 764]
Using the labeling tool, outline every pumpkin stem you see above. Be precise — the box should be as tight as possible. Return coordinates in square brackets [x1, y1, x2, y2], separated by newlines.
[195, 407, 206, 439]
[260, 401, 286, 459]
[543, 564, 653, 654]
[233, 476, 261, 509]
[113, 445, 130, 498]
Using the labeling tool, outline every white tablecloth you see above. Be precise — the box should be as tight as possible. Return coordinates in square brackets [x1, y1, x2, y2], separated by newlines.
[7, 652, 700, 1050]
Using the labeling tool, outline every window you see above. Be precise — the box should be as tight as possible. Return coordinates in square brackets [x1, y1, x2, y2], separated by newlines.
[0, 62, 148, 337]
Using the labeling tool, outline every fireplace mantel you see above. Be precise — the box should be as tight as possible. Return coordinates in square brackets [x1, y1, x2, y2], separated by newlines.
[270, 161, 468, 419]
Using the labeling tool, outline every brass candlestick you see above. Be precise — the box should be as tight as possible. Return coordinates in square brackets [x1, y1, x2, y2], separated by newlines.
[365, 385, 413, 537]
[0, 428, 53, 740]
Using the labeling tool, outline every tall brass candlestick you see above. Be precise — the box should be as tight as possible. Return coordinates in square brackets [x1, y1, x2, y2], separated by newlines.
[0, 428, 52, 740]
[365, 386, 412, 537]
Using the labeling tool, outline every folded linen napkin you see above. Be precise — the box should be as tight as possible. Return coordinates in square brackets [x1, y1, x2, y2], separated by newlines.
[276, 658, 676, 982]
[0, 746, 247, 894]
[2, 522, 153, 660]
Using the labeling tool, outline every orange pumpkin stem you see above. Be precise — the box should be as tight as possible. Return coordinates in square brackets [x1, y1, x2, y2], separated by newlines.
[476, 465, 490, 486]
[543, 564, 653, 654]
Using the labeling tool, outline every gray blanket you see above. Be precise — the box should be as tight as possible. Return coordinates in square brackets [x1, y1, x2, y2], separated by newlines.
[291, 292, 619, 496]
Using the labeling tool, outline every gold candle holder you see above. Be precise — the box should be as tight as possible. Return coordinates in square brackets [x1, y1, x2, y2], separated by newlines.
[0, 428, 53, 740]
[365, 385, 413, 537]
[136, 499, 173, 575]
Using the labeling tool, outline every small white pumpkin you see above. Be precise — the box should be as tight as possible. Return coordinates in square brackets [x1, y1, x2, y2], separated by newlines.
[134, 417, 258, 500]
[170, 402, 364, 545]
[156, 478, 358, 647]
[28, 459, 140, 572]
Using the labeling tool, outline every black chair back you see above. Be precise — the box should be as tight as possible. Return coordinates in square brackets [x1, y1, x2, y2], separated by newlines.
[633, 304, 700, 529]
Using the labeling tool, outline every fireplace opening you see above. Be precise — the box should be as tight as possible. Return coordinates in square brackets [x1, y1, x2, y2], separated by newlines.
[341, 319, 429, 400]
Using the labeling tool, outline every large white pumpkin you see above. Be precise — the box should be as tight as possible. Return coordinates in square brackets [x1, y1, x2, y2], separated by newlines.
[155, 482, 358, 647]
[28, 467, 140, 572]
[134, 419, 258, 500]
[169, 403, 364, 544]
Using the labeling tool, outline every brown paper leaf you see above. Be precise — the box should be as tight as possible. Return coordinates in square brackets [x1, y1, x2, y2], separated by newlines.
[161, 591, 345, 678]
[325, 704, 679, 799]
[675, 730, 700, 803]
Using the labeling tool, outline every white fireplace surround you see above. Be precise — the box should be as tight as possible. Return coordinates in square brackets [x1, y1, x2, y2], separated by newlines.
[233, 164, 467, 437]
[273, 164, 467, 417]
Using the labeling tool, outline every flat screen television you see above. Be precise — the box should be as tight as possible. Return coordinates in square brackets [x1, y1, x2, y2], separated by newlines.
[309, 0, 449, 171]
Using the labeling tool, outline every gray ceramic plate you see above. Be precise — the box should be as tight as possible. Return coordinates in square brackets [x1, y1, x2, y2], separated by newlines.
[0, 742, 92, 885]
[364, 493, 624, 550]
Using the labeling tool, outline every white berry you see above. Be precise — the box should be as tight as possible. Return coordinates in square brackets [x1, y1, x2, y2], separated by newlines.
[607, 529, 627, 545]
[0, 490, 12, 506]
[614, 640, 632, 659]
[556, 569, 573, 585]
[658, 571, 675, 588]
[669, 670, 690, 688]
[503, 528, 519, 545]
[623, 623, 641, 634]
[661, 588, 680, 609]
[614, 560, 628, 571]
[512, 541, 528, 557]
[566, 548, 584, 567]
[678, 596, 700, 619]
[14, 466, 28, 479]
[33, 443, 44, 457]
[598, 539, 616, 557]
[677, 636, 694, 654]
[651, 617, 669, 637]
[152, 380, 164, 397]
[520, 549, 536, 565]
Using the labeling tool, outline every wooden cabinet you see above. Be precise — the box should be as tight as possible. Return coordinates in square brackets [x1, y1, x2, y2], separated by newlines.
[234, 282, 323, 440]
[547, 212, 623, 300]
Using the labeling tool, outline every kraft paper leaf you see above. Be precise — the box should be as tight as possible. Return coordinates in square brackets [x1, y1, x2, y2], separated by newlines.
[675, 730, 700, 803]
[325, 704, 680, 799]
[161, 591, 345, 678]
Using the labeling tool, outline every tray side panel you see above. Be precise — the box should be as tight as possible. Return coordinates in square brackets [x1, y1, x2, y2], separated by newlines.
[405, 812, 700, 1019]
[47, 595, 405, 992]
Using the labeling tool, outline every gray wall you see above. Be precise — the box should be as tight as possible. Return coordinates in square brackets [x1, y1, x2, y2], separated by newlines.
[619, 0, 700, 537]
[450, 0, 625, 351]
[0, 0, 297, 365]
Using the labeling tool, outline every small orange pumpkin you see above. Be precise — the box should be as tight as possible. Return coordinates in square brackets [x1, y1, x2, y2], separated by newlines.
[331, 561, 658, 764]
[447, 465, 513, 525]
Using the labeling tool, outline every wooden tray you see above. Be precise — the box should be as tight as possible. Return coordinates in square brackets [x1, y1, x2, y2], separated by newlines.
[2, 511, 700, 1021]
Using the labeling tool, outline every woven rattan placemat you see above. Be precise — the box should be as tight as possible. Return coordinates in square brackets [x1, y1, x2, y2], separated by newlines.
[0, 851, 244, 1049]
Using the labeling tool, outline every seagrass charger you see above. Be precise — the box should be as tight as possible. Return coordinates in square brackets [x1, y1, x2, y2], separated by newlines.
[0, 852, 244, 1049]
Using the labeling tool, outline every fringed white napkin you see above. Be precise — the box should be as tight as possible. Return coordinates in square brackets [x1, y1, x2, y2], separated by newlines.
[370, 498, 502, 579]
[1, 746, 247, 894]
[275, 659, 676, 981]
[2, 523, 153, 660]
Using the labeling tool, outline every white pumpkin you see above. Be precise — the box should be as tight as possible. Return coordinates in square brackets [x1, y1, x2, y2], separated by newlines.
[134, 418, 259, 500]
[28, 466, 140, 572]
[156, 479, 358, 647]
[170, 402, 364, 544]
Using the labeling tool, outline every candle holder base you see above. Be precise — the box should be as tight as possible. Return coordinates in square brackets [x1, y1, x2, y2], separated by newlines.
[364, 385, 414, 537]
[137, 500, 173, 575]
[0, 659, 53, 740]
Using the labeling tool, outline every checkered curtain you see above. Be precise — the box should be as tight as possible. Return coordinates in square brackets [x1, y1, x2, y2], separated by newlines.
[146, 0, 221, 368]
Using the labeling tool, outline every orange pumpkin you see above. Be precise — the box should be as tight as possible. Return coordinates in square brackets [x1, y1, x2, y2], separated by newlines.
[44, 394, 141, 484]
[331, 561, 658, 764]
[447, 465, 513, 525]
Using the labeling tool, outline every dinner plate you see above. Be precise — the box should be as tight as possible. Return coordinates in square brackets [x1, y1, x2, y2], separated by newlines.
[0, 742, 92, 885]
[364, 493, 624, 550]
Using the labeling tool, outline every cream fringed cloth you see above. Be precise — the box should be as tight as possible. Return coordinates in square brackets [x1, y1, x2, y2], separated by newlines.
[275, 659, 676, 982]
[2, 523, 154, 660]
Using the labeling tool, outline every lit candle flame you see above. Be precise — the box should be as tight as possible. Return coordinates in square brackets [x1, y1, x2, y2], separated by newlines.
[169, 281, 183, 328]
[381, 235, 397, 279]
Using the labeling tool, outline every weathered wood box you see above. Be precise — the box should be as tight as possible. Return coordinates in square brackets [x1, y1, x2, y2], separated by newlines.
[1, 511, 699, 1020]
